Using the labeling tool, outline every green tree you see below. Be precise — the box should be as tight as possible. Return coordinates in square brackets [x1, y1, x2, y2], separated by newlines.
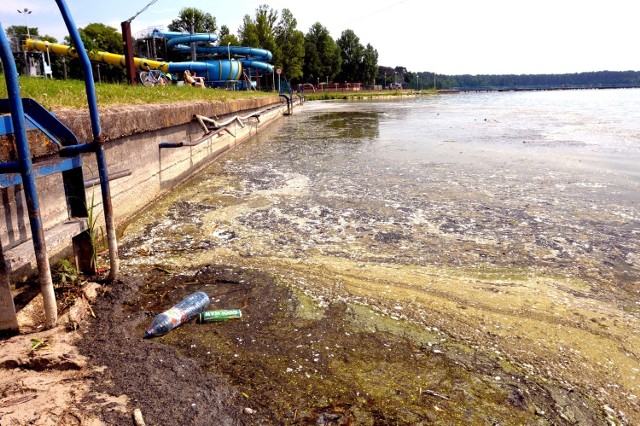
[274, 9, 305, 82]
[64, 23, 125, 83]
[303, 22, 341, 85]
[361, 43, 378, 86]
[377, 65, 394, 87]
[254, 5, 278, 57]
[238, 14, 259, 47]
[5, 25, 40, 51]
[239, 5, 277, 52]
[218, 25, 239, 46]
[336, 29, 364, 83]
[79, 23, 122, 54]
[168, 8, 217, 33]
[394, 66, 407, 86]
[239, 5, 279, 88]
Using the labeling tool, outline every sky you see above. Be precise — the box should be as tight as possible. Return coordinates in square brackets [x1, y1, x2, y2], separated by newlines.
[1, 0, 639, 75]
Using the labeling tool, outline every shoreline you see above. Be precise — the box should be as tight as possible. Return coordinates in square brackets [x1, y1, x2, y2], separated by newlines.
[2, 94, 639, 424]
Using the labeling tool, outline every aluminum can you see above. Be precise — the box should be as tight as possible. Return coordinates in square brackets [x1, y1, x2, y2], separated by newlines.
[198, 309, 242, 323]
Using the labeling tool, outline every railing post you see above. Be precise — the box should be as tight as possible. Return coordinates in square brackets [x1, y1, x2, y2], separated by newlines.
[56, 0, 119, 280]
[0, 24, 57, 328]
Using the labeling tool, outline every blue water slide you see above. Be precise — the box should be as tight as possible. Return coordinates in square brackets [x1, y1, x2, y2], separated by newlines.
[164, 33, 219, 48]
[165, 60, 243, 82]
[241, 59, 274, 74]
[195, 46, 273, 62]
[152, 30, 273, 77]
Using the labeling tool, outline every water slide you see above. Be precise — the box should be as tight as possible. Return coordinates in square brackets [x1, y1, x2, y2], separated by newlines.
[24, 31, 273, 86]
[153, 30, 274, 75]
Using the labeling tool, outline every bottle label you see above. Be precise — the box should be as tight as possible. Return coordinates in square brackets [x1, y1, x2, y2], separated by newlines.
[164, 308, 186, 324]
[198, 309, 242, 323]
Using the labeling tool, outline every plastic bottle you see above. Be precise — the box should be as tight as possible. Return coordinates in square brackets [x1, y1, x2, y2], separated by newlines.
[145, 291, 210, 338]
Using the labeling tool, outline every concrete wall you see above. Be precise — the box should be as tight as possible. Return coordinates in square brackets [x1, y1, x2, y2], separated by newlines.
[0, 96, 287, 270]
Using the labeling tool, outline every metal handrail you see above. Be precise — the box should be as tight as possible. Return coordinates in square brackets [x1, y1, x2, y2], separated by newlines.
[54, 0, 119, 281]
[0, 0, 120, 330]
[0, 24, 57, 328]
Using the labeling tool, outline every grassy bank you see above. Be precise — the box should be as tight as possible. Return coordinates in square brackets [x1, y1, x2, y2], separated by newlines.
[0, 76, 274, 110]
[0, 76, 436, 109]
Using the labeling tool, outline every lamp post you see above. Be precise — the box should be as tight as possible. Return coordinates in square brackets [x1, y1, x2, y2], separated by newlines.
[384, 72, 386, 89]
[190, 11, 196, 61]
[227, 42, 231, 61]
[18, 8, 32, 38]
[18, 8, 32, 76]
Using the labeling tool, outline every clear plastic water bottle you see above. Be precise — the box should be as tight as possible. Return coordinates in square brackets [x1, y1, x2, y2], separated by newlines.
[145, 291, 210, 338]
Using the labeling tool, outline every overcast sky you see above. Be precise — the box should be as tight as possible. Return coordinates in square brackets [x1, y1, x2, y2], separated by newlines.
[1, 0, 639, 75]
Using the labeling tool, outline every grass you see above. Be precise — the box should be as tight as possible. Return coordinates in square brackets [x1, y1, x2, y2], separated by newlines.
[0, 75, 436, 109]
[0, 75, 275, 110]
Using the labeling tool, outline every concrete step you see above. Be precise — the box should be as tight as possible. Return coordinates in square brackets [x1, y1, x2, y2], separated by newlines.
[4, 218, 88, 273]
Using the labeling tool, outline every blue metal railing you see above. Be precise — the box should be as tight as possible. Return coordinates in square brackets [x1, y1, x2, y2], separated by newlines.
[0, 23, 56, 329]
[54, 0, 119, 282]
[0, 0, 119, 330]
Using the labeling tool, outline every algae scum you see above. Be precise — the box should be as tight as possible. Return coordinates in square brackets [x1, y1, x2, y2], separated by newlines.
[129, 265, 597, 425]
[117, 98, 639, 424]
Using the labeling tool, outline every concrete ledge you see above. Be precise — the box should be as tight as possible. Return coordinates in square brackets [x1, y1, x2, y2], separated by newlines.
[0, 96, 283, 161]
[0, 97, 288, 274]
[54, 97, 282, 143]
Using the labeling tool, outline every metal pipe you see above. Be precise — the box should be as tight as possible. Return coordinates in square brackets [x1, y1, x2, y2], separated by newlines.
[58, 143, 96, 156]
[55, 0, 100, 139]
[194, 114, 245, 129]
[162, 104, 285, 151]
[0, 161, 21, 174]
[280, 94, 291, 115]
[0, 24, 57, 328]
[94, 145, 119, 280]
[84, 169, 131, 188]
[159, 126, 234, 149]
[194, 114, 210, 134]
[159, 141, 184, 149]
[237, 111, 262, 121]
[184, 126, 235, 143]
[56, 0, 119, 280]
[121, 20, 137, 85]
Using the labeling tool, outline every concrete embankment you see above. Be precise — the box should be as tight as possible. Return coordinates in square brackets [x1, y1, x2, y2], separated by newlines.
[0, 96, 287, 276]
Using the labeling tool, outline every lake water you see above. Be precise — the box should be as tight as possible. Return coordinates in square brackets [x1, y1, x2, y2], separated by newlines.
[181, 89, 639, 284]
[119, 89, 640, 424]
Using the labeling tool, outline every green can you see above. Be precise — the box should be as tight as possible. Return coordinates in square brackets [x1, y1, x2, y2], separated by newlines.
[198, 309, 242, 323]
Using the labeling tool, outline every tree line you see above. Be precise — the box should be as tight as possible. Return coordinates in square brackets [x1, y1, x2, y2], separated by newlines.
[3, 5, 380, 87]
[406, 70, 640, 90]
[438, 71, 640, 89]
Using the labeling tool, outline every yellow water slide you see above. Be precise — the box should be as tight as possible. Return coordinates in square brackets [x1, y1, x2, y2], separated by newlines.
[24, 39, 170, 73]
